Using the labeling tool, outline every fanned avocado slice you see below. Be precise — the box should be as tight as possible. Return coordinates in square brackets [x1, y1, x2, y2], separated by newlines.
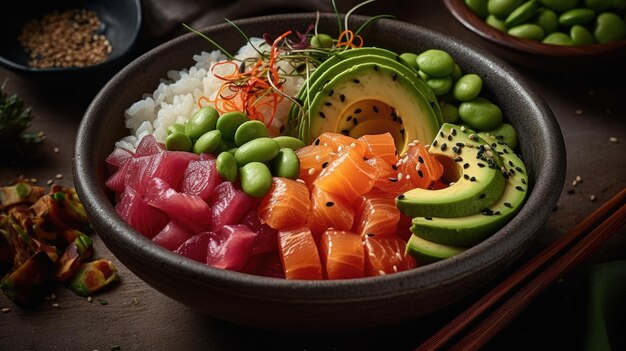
[304, 62, 441, 155]
[287, 48, 441, 154]
[410, 132, 529, 246]
[405, 234, 466, 264]
[396, 123, 507, 218]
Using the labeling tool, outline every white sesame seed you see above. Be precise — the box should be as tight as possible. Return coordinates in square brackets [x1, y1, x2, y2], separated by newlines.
[52, 303, 60, 308]
[46, 180, 53, 185]
[486, 150, 494, 158]
[405, 175, 411, 180]
[449, 182, 455, 186]
[55, 174, 63, 179]
[575, 109, 583, 115]
[87, 296, 93, 303]
[609, 137, 619, 143]
[393, 265, 398, 272]
[30, 178, 37, 183]
[53, 147, 60, 154]
[315, 155, 321, 163]
[50, 293, 56, 300]
[296, 179, 305, 184]
[307, 168, 315, 176]
[337, 146, 343, 152]
[590, 195, 596, 201]
[350, 143, 356, 148]
[395, 252, 402, 260]
[484, 145, 492, 151]
[323, 143, 329, 147]
[572, 180, 578, 187]
[1, 308, 10, 313]
[378, 270, 386, 275]
[460, 126, 466, 132]
[397, 173, 403, 181]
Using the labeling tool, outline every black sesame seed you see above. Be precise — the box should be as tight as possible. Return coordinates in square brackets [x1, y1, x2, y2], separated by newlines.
[516, 186, 524, 191]
[452, 146, 459, 154]
[328, 89, 334, 97]
[373, 106, 379, 113]
[503, 172, 510, 180]
[424, 216, 433, 220]
[341, 129, 349, 136]
[396, 55, 402, 62]
[470, 176, 476, 182]
[451, 129, 457, 136]
[367, 233, 375, 237]
[515, 166, 524, 173]
[418, 156, 424, 164]
[324, 102, 332, 106]
[447, 135, 453, 141]
[398, 117, 403, 124]
[478, 193, 486, 199]
[477, 163, 485, 168]
[456, 142, 465, 147]
[373, 65, 379, 71]
[463, 163, 470, 169]
[353, 79, 360, 84]
[504, 202, 512, 208]
[494, 211, 501, 215]
[322, 162, 328, 168]
[325, 202, 335, 207]
[400, 129, 405, 135]
[319, 111, 326, 119]
[392, 164, 398, 170]
[353, 118, 358, 125]
[491, 143, 497, 148]
[394, 150, 398, 155]
[503, 148, 509, 154]
[354, 108, 362, 114]
[397, 195, 405, 200]
[453, 157, 463, 162]
[440, 143, 447, 151]
[498, 152, 504, 155]
[509, 168, 516, 175]
[314, 139, 320, 145]
[508, 160, 514, 167]
[388, 177, 398, 182]
[433, 140, 438, 147]
[463, 174, 470, 180]
[440, 131, 445, 138]
[521, 178, 527, 184]
[347, 116, 352, 122]
[417, 169, 424, 178]
[392, 73, 397, 81]
[340, 94, 346, 102]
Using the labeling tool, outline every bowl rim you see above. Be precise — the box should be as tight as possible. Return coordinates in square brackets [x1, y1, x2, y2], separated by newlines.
[74, 12, 566, 303]
[443, 0, 626, 57]
[0, 0, 143, 73]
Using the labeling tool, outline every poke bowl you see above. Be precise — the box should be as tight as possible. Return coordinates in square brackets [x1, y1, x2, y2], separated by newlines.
[73, 12, 566, 331]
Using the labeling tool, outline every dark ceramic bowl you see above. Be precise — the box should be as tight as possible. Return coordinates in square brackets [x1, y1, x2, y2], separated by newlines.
[443, 0, 626, 71]
[0, 0, 142, 80]
[74, 13, 566, 331]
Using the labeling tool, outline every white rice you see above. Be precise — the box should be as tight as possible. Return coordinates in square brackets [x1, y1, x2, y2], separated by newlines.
[116, 37, 305, 152]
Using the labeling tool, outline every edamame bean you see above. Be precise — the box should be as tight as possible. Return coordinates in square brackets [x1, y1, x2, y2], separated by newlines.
[570, 24, 596, 44]
[584, 0, 612, 11]
[486, 14, 508, 30]
[234, 137, 281, 166]
[533, 9, 559, 33]
[540, 0, 579, 12]
[239, 162, 273, 198]
[272, 148, 300, 179]
[416, 50, 455, 78]
[458, 97, 503, 131]
[506, 0, 540, 27]
[273, 136, 306, 150]
[216, 111, 248, 142]
[466, 0, 490, 18]
[167, 123, 186, 135]
[216, 152, 238, 182]
[440, 101, 460, 123]
[488, 0, 525, 18]
[453, 74, 483, 102]
[543, 31, 575, 44]
[426, 76, 453, 97]
[452, 64, 463, 81]
[185, 106, 219, 140]
[234, 120, 269, 146]
[594, 12, 626, 43]
[193, 130, 222, 154]
[508, 23, 546, 40]
[479, 122, 518, 149]
[310, 34, 334, 48]
[165, 132, 193, 152]
[559, 8, 597, 25]
[400, 52, 420, 70]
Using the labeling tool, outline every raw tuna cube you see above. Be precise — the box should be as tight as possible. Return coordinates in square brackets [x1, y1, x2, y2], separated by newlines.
[152, 221, 193, 251]
[199, 153, 216, 161]
[208, 182, 253, 231]
[181, 159, 220, 201]
[116, 186, 168, 238]
[242, 251, 285, 278]
[206, 224, 257, 271]
[105, 162, 130, 193]
[175, 232, 213, 263]
[124, 151, 198, 195]
[135, 134, 165, 156]
[241, 210, 278, 255]
[144, 178, 211, 233]
[105, 148, 135, 175]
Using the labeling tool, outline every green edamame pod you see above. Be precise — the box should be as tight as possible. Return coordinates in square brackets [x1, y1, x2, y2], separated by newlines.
[416, 50, 456, 78]
[165, 132, 193, 152]
[458, 97, 503, 131]
[452, 74, 483, 102]
[234, 137, 281, 166]
[466, 0, 490, 18]
[239, 162, 273, 198]
[216, 152, 238, 182]
[272, 148, 300, 179]
[234, 120, 269, 147]
[273, 136, 306, 150]
[508, 23, 546, 40]
[167, 123, 186, 135]
[426, 76, 453, 97]
[185, 106, 219, 140]
[193, 130, 222, 154]
[216, 111, 248, 142]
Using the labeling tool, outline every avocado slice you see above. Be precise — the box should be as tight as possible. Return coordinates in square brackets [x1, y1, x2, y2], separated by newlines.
[405, 234, 466, 264]
[410, 133, 529, 246]
[287, 48, 442, 154]
[396, 123, 506, 218]
[303, 62, 441, 155]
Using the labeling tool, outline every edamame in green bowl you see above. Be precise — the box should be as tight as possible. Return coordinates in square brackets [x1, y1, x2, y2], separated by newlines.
[444, 0, 626, 70]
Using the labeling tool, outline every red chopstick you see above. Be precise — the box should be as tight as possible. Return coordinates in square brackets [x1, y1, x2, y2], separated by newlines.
[416, 187, 626, 351]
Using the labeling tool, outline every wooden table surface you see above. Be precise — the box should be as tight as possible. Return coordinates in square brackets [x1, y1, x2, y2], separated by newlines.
[1, 2, 625, 350]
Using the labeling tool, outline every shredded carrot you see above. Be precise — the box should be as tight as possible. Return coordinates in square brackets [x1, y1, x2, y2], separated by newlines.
[336, 30, 363, 49]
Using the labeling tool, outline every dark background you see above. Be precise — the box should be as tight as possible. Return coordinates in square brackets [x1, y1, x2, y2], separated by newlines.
[1, 1, 625, 350]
